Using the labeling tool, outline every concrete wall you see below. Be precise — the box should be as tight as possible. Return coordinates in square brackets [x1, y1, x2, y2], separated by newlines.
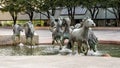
[0, 35, 39, 45]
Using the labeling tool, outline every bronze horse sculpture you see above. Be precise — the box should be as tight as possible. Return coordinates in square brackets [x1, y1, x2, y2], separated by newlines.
[68, 17, 96, 55]
[24, 21, 35, 45]
[13, 24, 23, 44]
[49, 16, 63, 50]
[51, 19, 63, 50]
[61, 18, 72, 46]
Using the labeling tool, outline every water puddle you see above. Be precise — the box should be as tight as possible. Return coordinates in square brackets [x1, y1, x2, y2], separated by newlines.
[0, 43, 119, 57]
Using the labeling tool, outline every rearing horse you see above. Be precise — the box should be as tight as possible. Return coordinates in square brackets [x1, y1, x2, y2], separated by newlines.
[69, 17, 96, 55]
[51, 17, 63, 50]
[24, 21, 35, 45]
[61, 18, 72, 46]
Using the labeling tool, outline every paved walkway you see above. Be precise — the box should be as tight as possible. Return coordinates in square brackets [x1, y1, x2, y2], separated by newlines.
[0, 56, 119, 68]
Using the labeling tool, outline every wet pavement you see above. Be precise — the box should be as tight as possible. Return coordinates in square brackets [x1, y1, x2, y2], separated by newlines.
[0, 56, 119, 68]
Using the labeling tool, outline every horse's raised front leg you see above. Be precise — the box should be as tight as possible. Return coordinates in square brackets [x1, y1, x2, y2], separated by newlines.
[60, 36, 65, 46]
[55, 39, 62, 50]
[60, 37, 64, 46]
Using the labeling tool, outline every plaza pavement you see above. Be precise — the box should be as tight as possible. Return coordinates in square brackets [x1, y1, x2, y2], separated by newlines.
[0, 27, 120, 68]
[0, 56, 119, 68]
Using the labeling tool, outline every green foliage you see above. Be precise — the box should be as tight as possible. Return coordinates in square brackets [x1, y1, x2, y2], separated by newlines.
[1, 21, 13, 26]
[16, 20, 27, 25]
[61, 0, 80, 7]
[0, 20, 25, 27]
[0, 0, 25, 25]
[33, 20, 44, 26]
[0, 0, 120, 26]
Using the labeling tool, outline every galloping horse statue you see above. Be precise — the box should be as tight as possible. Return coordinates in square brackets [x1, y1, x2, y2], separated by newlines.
[24, 21, 35, 45]
[52, 19, 63, 50]
[67, 21, 98, 52]
[49, 16, 63, 50]
[61, 18, 72, 46]
[49, 15, 63, 32]
[88, 28, 98, 52]
[13, 24, 23, 44]
[69, 17, 96, 55]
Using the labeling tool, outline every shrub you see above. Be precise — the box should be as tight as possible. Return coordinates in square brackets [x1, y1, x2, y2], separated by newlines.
[1, 21, 13, 27]
[33, 20, 44, 27]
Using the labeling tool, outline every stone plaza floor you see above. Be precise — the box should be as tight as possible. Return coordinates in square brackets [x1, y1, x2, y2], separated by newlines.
[0, 56, 119, 68]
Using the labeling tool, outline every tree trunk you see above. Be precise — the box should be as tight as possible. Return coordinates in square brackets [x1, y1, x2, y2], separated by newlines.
[118, 7, 120, 26]
[88, 9, 94, 19]
[67, 6, 75, 26]
[112, 8, 119, 26]
[88, 7, 99, 26]
[51, 8, 55, 16]
[88, 7, 99, 19]
[13, 16, 17, 25]
[47, 11, 51, 26]
[29, 12, 33, 21]
[26, 11, 34, 22]
[10, 12, 17, 25]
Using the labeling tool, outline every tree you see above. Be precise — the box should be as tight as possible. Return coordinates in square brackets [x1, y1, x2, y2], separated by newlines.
[82, 0, 100, 20]
[109, 0, 120, 26]
[22, 0, 37, 21]
[0, 0, 24, 25]
[100, 0, 120, 26]
[34, 0, 63, 26]
[61, 0, 80, 25]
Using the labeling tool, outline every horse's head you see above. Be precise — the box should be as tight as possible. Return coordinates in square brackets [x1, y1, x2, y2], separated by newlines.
[25, 21, 35, 35]
[62, 18, 71, 26]
[50, 16, 57, 28]
[50, 18, 58, 28]
[82, 17, 96, 28]
[13, 24, 23, 36]
[57, 17, 63, 26]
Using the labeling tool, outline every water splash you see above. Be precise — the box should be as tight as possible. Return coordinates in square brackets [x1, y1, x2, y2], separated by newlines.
[18, 43, 24, 47]
[42, 46, 59, 55]
[87, 50, 103, 56]
[59, 46, 72, 55]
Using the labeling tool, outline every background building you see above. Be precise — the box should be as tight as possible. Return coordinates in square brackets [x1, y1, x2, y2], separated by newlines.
[0, 7, 117, 27]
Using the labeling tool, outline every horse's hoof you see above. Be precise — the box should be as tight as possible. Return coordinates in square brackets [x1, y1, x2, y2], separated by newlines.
[52, 41, 54, 45]
[59, 47, 62, 50]
[84, 53, 88, 56]
[72, 52, 76, 55]
[93, 49, 96, 52]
